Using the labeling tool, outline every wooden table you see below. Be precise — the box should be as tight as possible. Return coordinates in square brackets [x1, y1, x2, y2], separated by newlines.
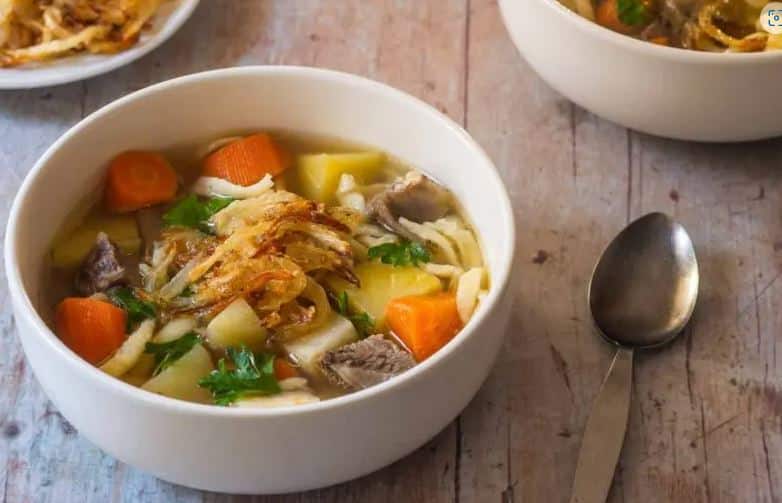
[1, 1, 780, 501]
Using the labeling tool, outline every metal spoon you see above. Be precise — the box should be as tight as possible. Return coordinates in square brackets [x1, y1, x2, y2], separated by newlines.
[569, 212, 699, 503]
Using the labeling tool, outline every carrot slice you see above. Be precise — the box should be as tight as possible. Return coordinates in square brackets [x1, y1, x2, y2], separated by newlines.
[274, 357, 299, 380]
[55, 297, 127, 365]
[202, 133, 290, 186]
[385, 293, 462, 362]
[104, 151, 178, 213]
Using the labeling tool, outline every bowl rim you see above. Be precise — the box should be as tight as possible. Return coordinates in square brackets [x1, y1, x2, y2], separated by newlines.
[4, 65, 516, 418]
[502, 0, 782, 64]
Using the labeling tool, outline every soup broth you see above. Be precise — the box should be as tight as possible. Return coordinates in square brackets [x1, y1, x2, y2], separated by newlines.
[49, 131, 488, 408]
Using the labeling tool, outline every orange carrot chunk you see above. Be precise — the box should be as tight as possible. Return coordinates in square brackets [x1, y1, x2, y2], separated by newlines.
[385, 293, 462, 362]
[202, 133, 290, 186]
[104, 151, 178, 213]
[55, 297, 127, 365]
[274, 357, 299, 380]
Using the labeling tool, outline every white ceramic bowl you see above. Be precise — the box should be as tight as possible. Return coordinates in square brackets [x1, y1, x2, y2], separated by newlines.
[4, 67, 515, 494]
[499, 0, 782, 142]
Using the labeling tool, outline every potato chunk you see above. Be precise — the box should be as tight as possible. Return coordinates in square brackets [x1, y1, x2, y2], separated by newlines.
[206, 298, 267, 352]
[296, 152, 385, 203]
[283, 314, 358, 375]
[326, 262, 442, 325]
[52, 214, 141, 269]
[141, 344, 214, 403]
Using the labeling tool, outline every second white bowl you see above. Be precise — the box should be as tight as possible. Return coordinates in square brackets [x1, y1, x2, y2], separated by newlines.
[500, 0, 782, 142]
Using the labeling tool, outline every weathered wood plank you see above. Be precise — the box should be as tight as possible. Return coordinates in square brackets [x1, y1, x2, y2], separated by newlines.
[624, 136, 782, 503]
[0, 84, 90, 503]
[461, 1, 631, 502]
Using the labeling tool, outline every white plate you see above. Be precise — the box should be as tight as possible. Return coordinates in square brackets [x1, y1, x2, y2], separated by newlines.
[0, 0, 199, 90]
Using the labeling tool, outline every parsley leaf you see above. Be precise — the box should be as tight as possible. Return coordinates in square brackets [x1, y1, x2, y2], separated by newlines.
[107, 286, 156, 331]
[367, 240, 431, 267]
[334, 291, 375, 338]
[198, 346, 281, 406]
[348, 311, 375, 338]
[616, 0, 649, 26]
[144, 331, 201, 376]
[335, 290, 349, 314]
[162, 195, 234, 232]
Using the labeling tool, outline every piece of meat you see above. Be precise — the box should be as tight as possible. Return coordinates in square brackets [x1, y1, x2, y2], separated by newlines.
[75, 232, 126, 296]
[367, 172, 452, 241]
[320, 334, 416, 390]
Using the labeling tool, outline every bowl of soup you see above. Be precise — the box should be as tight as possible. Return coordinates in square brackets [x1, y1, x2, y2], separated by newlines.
[499, 0, 782, 141]
[4, 66, 515, 493]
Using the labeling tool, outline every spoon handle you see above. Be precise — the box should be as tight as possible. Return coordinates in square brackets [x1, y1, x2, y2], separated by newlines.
[569, 347, 634, 503]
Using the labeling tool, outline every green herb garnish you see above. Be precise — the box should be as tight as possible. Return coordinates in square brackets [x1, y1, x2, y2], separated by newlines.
[162, 195, 234, 232]
[107, 286, 156, 331]
[144, 331, 201, 376]
[367, 240, 431, 267]
[334, 291, 375, 338]
[617, 0, 649, 26]
[179, 285, 195, 297]
[198, 346, 281, 406]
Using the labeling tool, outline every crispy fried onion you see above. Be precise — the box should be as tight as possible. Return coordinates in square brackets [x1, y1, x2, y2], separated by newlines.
[269, 277, 331, 341]
[191, 190, 358, 284]
[142, 188, 359, 338]
[0, 0, 165, 67]
[695, 2, 768, 52]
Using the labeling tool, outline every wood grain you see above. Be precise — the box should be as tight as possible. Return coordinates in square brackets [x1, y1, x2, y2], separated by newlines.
[1, 0, 781, 501]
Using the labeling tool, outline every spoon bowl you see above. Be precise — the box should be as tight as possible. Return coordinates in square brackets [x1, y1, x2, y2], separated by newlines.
[588, 212, 699, 348]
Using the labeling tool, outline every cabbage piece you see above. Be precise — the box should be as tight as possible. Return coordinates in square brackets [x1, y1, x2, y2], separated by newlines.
[456, 267, 485, 324]
[283, 314, 358, 375]
[100, 319, 156, 378]
[427, 216, 483, 268]
[141, 344, 214, 403]
[192, 174, 274, 200]
[398, 217, 461, 266]
[158, 258, 197, 300]
[123, 317, 198, 385]
[355, 223, 398, 248]
[139, 240, 175, 292]
[232, 390, 319, 408]
[155, 317, 198, 343]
